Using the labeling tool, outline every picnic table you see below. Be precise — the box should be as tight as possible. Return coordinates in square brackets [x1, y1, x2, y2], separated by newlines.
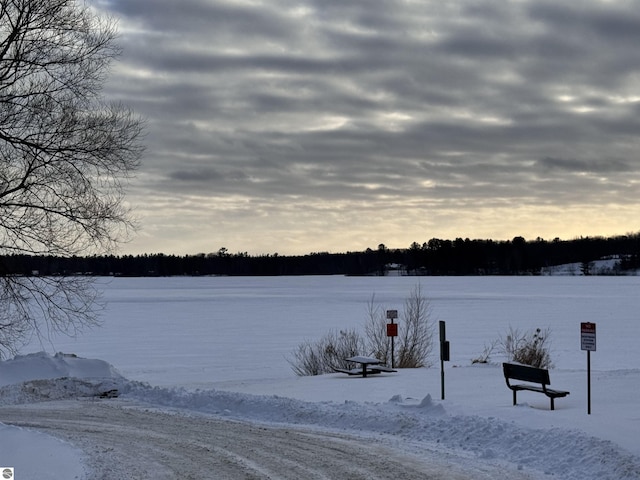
[333, 356, 397, 377]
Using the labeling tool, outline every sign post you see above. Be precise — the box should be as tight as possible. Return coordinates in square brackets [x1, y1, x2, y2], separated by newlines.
[580, 322, 596, 415]
[386, 310, 398, 368]
[439, 321, 450, 400]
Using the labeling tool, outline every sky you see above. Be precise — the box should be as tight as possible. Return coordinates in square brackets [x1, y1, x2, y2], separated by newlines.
[92, 0, 640, 256]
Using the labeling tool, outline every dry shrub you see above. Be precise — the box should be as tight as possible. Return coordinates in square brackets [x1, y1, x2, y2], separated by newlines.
[288, 329, 364, 376]
[500, 326, 552, 368]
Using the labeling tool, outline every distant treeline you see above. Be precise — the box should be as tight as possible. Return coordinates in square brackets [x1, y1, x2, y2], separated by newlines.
[2, 233, 640, 277]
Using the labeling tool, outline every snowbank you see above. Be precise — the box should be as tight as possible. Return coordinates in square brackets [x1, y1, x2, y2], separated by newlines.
[0, 351, 123, 387]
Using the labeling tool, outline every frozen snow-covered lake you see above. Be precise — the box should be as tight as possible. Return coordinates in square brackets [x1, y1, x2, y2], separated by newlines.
[7, 275, 640, 480]
[29, 275, 640, 386]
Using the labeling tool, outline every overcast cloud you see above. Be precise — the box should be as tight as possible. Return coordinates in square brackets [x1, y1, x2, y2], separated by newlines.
[94, 0, 640, 255]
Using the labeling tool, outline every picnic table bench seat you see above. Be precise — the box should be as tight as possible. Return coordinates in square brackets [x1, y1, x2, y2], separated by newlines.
[334, 356, 397, 377]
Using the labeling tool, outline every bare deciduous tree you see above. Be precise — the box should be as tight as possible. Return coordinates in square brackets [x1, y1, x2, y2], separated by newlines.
[364, 294, 391, 364]
[396, 284, 434, 368]
[0, 0, 143, 357]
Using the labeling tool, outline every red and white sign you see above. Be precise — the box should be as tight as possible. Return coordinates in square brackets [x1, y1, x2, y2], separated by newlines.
[581, 322, 596, 351]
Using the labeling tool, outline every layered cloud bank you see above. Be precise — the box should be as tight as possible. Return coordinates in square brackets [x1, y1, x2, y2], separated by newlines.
[89, 0, 640, 254]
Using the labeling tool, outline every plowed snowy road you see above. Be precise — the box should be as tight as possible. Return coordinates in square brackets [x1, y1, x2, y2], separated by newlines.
[1, 400, 536, 480]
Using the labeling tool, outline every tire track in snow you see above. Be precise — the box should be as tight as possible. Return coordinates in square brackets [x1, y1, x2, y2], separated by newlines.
[0, 400, 533, 480]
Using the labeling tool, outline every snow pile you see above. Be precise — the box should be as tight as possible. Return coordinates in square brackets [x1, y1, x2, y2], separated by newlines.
[0, 351, 123, 386]
[0, 352, 126, 404]
[0, 377, 125, 405]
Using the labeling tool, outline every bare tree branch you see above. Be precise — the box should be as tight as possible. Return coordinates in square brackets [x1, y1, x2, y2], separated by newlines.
[0, 0, 143, 357]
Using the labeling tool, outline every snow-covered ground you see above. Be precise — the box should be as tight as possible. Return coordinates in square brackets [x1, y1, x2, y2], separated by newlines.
[1, 276, 640, 479]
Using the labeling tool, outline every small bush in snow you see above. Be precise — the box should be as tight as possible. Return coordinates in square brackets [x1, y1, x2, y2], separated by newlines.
[471, 339, 499, 364]
[500, 326, 552, 368]
[288, 329, 364, 376]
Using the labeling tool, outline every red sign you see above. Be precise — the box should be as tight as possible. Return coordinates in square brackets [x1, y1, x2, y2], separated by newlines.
[386, 323, 398, 337]
[581, 322, 596, 351]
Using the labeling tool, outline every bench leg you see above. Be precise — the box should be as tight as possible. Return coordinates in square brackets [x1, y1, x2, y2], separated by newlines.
[513, 390, 517, 406]
[550, 398, 555, 411]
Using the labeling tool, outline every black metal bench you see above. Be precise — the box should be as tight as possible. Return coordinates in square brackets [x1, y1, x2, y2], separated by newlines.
[502, 362, 569, 410]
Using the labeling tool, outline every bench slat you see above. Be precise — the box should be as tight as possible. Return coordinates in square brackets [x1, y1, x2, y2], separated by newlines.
[510, 384, 569, 398]
[503, 363, 550, 385]
[368, 365, 397, 373]
[333, 368, 368, 375]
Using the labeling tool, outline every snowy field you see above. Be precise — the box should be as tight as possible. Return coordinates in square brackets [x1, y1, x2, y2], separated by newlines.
[1, 275, 640, 479]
